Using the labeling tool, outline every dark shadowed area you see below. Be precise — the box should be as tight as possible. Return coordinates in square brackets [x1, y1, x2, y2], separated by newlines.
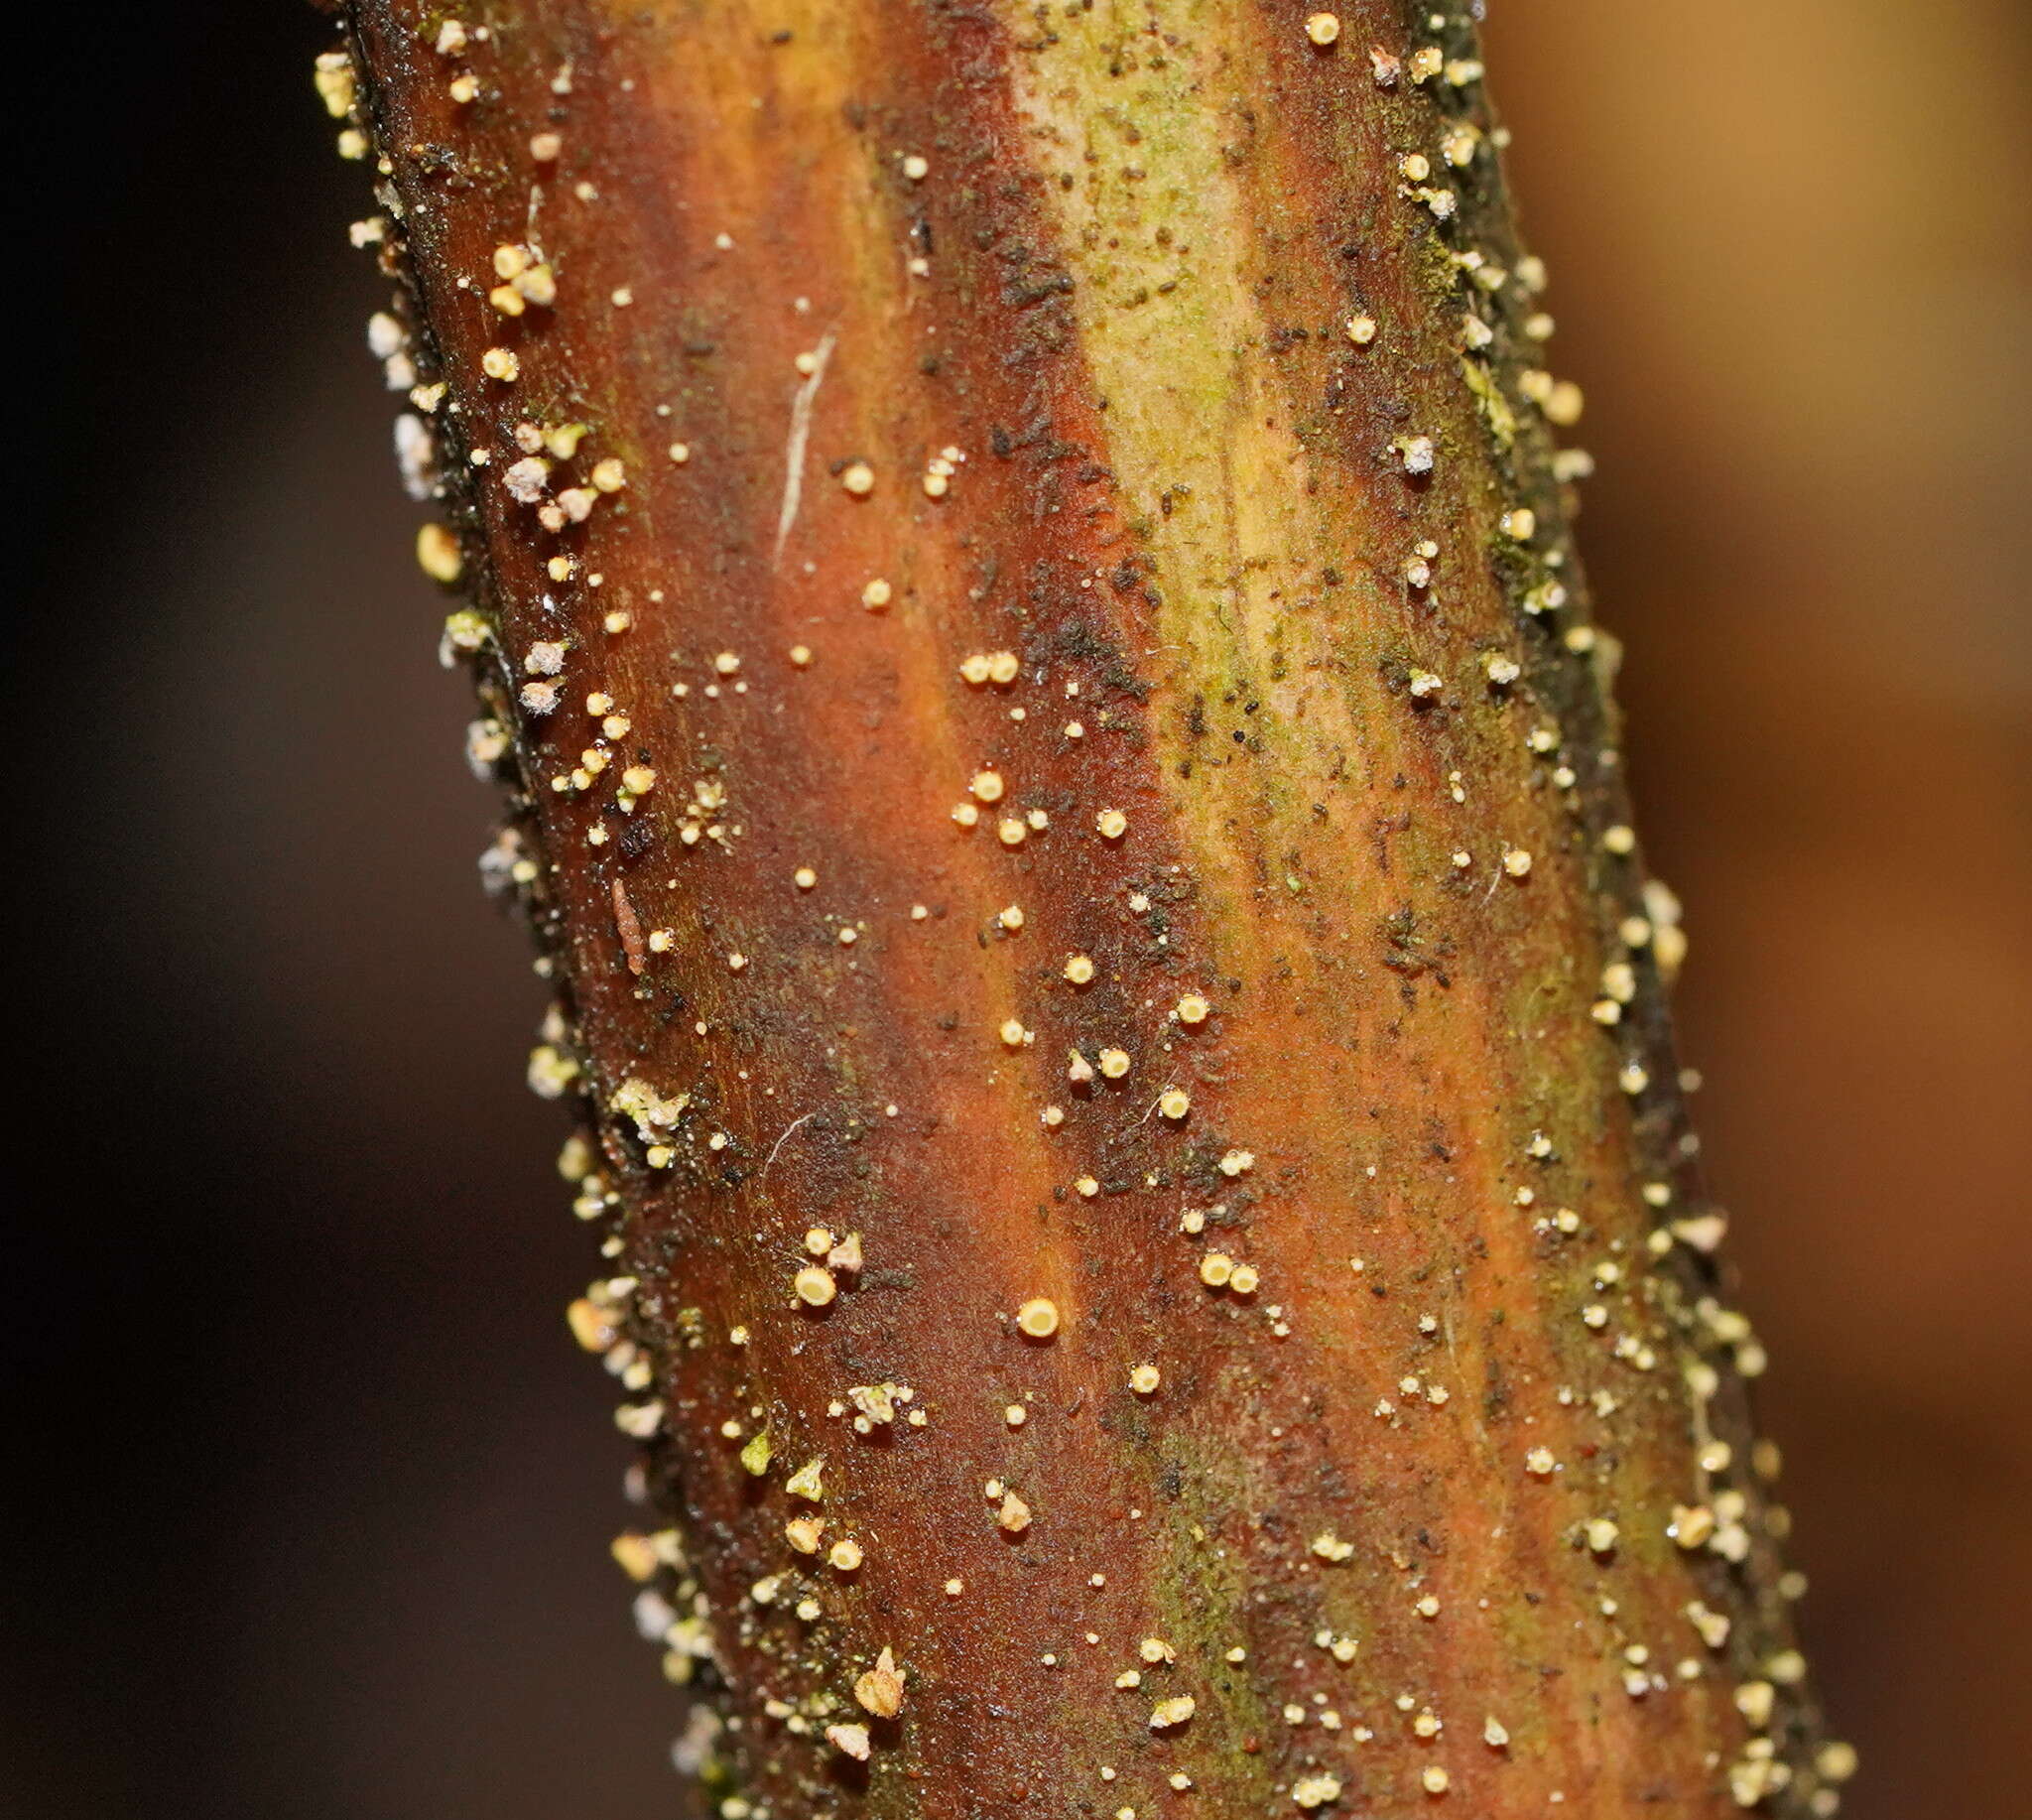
[9, 4, 2026, 1819]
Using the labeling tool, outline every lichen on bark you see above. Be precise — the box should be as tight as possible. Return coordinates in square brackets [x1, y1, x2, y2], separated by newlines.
[325, 2, 1851, 1813]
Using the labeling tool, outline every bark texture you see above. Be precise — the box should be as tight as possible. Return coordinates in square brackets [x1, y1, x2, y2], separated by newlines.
[326, 3, 1848, 1814]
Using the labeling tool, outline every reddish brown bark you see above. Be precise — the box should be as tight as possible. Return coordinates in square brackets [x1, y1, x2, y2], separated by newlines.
[324, 3, 1846, 1814]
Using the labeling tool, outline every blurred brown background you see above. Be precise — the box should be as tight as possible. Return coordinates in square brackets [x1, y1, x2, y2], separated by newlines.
[8, 3, 2027, 1817]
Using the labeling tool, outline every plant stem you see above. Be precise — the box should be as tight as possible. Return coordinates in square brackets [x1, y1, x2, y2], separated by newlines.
[328, 2, 1844, 1812]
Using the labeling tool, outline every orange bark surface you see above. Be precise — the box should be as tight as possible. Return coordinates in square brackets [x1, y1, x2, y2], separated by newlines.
[330, 2, 1843, 1813]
